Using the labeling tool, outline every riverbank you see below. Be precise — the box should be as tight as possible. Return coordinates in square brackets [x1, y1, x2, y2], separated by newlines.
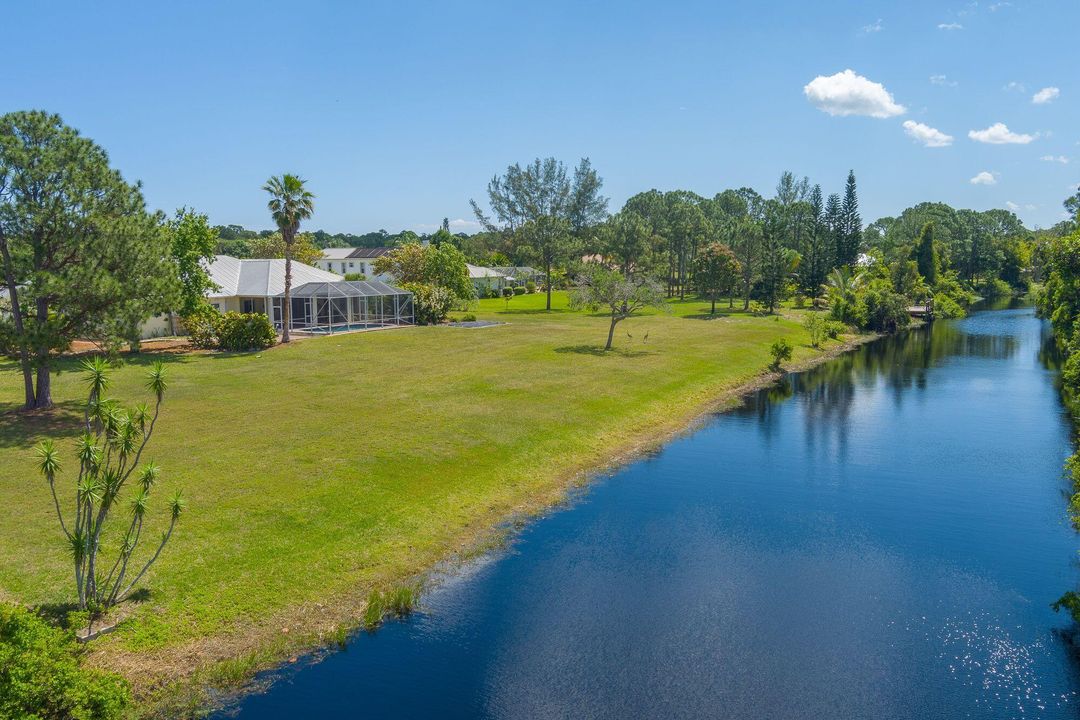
[0, 292, 878, 716]
[217, 304, 1079, 719]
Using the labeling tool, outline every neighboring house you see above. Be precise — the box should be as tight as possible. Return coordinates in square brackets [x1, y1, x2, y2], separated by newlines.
[491, 266, 544, 287]
[467, 264, 509, 296]
[204, 255, 343, 328]
[314, 247, 394, 280]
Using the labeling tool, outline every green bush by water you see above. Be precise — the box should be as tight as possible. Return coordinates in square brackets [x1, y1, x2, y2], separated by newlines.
[0, 604, 130, 720]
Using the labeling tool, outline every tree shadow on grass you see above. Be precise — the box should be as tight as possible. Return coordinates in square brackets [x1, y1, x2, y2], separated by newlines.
[683, 312, 734, 320]
[34, 602, 80, 628]
[554, 344, 654, 358]
[496, 308, 574, 316]
[0, 401, 84, 449]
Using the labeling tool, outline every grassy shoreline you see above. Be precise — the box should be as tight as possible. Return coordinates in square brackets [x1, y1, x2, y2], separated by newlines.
[0, 292, 877, 715]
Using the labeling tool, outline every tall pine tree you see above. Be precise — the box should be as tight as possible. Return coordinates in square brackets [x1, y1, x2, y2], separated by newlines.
[839, 170, 862, 267]
[914, 222, 938, 285]
[801, 184, 831, 304]
[825, 192, 844, 271]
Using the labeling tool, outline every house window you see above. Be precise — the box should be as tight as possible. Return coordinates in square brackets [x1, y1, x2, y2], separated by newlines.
[341, 262, 347, 273]
[348, 262, 355, 268]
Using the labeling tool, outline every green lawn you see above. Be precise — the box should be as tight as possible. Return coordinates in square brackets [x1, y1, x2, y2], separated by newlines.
[0, 291, 841, 691]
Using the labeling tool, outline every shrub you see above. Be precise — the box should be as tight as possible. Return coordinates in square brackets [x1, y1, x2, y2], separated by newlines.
[0, 604, 130, 720]
[933, 292, 965, 319]
[460, 313, 477, 322]
[181, 306, 220, 349]
[803, 313, 828, 348]
[825, 320, 845, 339]
[858, 288, 910, 333]
[403, 283, 454, 325]
[525, 280, 537, 294]
[981, 277, 1013, 299]
[216, 312, 276, 351]
[769, 337, 793, 370]
[513, 286, 526, 296]
[343, 272, 367, 281]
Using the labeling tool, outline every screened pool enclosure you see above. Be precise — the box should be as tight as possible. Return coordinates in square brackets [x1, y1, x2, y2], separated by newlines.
[272, 280, 414, 333]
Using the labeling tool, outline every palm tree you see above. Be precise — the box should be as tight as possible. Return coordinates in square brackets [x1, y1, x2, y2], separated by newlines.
[825, 266, 865, 299]
[263, 174, 315, 342]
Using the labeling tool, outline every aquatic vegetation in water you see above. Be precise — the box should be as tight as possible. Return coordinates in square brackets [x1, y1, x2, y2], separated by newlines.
[362, 585, 421, 631]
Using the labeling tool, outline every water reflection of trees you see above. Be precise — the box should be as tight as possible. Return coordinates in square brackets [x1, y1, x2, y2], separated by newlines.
[731, 316, 1023, 455]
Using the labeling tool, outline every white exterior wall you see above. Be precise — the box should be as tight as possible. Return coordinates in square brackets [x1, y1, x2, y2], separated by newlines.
[314, 258, 391, 279]
[139, 313, 175, 339]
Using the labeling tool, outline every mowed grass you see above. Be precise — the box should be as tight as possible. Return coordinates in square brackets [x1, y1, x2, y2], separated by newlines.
[0, 292, 833, 672]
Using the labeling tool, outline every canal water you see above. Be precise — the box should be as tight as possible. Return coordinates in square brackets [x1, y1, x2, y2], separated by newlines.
[219, 306, 1080, 719]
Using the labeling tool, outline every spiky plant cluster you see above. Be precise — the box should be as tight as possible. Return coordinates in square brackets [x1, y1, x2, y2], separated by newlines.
[35, 357, 184, 616]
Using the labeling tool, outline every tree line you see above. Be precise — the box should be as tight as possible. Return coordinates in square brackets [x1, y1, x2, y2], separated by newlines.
[1, 111, 1055, 408]
[1031, 187, 1080, 623]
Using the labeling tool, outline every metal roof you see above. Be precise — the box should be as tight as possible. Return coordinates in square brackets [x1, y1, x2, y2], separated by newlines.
[205, 255, 342, 298]
[284, 280, 412, 298]
[320, 247, 355, 260]
[347, 247, 393, 259]
[466, 264, 507, 279]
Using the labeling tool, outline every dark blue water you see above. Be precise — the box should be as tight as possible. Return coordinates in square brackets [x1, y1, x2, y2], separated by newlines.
[220, 307, 1080, 719]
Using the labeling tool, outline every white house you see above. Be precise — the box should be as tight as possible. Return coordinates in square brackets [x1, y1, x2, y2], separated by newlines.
[467, 264, 509, 296]
[314, 247, 394, 281]
[139, 255, 342, 338]
[205, 255, 343, 324]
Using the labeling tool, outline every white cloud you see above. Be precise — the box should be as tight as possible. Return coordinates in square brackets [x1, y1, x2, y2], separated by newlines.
[1041, 155, 1070, 164]
[929, 74, 958, 87]
[1006, 201, 1020, 211]
[447, 218, 479, 230]
[803, 69, 906, 118]
[968, 122, 1037, 144]
[938, 22, 964, 30]
[990, 2, 1012, 10]
[1003, 81, 1026, 93]
[903, 120, 954, 147]
[1033, 87, 1060, 104]
[970, 171, 997, 185]
[861, 19, 883, 33]
[1025, 203, 1038, 210]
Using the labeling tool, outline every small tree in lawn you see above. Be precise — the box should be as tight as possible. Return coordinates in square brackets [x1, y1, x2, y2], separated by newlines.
[693, 242, 741, 314]
[769, 337, 793, 370]
[263, 174, 315, 343]
[569, 266, 666, 350]
[35, 357, 184, 625]
[501, 286, 515, 309]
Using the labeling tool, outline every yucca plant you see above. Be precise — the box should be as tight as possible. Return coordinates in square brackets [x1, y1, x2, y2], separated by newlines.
[35, 357, 184, 624]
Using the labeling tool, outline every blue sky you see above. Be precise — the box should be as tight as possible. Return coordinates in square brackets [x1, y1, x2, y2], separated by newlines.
[4, 0, 1077, 233]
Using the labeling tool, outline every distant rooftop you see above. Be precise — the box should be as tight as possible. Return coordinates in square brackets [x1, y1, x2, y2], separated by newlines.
[320, 247, 394, 260]
[466, 264, 507, 279]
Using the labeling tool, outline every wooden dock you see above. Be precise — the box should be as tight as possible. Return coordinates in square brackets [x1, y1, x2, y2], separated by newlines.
[907, 299, 934, 319]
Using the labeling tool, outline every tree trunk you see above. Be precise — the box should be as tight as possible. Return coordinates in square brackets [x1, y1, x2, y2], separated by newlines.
[33, 296, 52, 409]
[0, 231, 35, 409]
[282, 233, 293, 343]
[605, 315, 617, 350]
[545, 258, 552, 311]
[711, 296, 716, 314]
[34, 363, 52, 410]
